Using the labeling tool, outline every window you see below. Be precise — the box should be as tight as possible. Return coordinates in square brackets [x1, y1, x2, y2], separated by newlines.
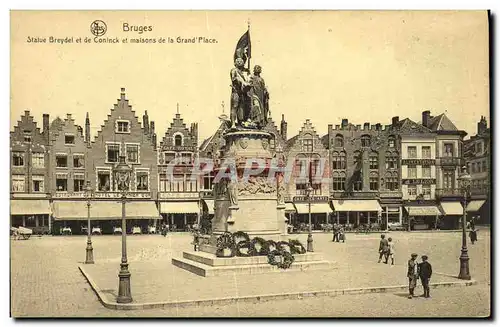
[386, 152, 398, 170]
[303, 136, 313, 152]
[408, 146, 417, 159]
[471, 162, 476, 173]
[476, 142, 483, 154]
[310, 157, 322, 180]
[369, 152, 378, 169]
[422, 165, 431, 178]
[56, 175, 68, 191]
[385, 172, 399, 191]
[32, 153, 44, 168]
[444, 143, 454, 157]
[296, 182, 308, 195]
[334, 134, 344, 148]
[180, 152, 193, 165]
[64, 134, 75, 144]
[270, 138, 276, 150]
[136, 171, 149, 191]
[202, 172, 215, 191]
[422, 146, 431, 159]
[369, 173, 379, 191]
[408, 185, 417, 196]
[97, 171, 111, 191]
[388, 136, 396, 148]
[408, 165, 417, 178]
[482, 161, 487, 172]
[295, 158, 307, 178]
[73, 155, 85, 168]
[23, 130, 31, 143]
[74, 176, 85, 192]
[361, 135, 371, 147]
[422, 185, 431, 200]
[32, 175, 44, 192]
[116, 120, 130, 133]
[443, 170, 455, 190]
[162, 152, 176, 165]
[476, 162, 481, 173]
[12, 175, 25, 192]
[174, 134, 183, 146]
[332, 152, 341, 170]
[126, 144, 139, 164]
[106, 144, 120, 163]
[12, 152, 24, 167]
[332, 172, 346, 191]
[56, 155, 68, 168]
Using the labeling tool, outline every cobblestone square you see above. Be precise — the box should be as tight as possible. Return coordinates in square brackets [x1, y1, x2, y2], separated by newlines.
[10, 230, 490, 317]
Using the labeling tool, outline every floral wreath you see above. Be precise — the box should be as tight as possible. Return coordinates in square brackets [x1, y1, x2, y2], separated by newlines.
[288, 239, 307, 255]
[215, 232, 236, 257]
[267, 248, 295, 270]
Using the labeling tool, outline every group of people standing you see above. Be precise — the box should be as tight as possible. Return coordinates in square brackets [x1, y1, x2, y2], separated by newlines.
[332, 224, 346, 243]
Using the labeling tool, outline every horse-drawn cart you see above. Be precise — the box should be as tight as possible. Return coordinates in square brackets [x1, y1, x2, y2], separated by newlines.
[11, 227, 33, 240]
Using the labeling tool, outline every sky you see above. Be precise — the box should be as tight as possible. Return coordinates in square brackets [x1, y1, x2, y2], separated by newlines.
[10, 10, 490, 142]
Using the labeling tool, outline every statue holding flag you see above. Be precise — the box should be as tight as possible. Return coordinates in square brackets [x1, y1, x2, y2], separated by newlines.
[230, 26, 270, 129]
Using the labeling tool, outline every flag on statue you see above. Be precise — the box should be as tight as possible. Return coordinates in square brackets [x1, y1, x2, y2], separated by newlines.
[234, 30, 251, 64]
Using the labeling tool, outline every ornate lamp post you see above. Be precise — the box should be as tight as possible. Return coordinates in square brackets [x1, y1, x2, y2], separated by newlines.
[458, 166, 472, 280]
[84, 181, 94, 264]
[306, 183, 314, 252]
[114, 155, 133, 303]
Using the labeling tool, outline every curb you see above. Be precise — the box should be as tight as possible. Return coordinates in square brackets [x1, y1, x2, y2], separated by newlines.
[79, 265, 477, 311]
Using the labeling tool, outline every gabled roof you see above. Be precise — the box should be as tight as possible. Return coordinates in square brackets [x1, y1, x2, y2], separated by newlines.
[427, 113, 458, 131]
[392, 118, 433, 135]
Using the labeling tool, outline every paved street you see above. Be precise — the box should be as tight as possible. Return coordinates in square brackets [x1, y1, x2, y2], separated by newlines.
[10, 230, 490, 317]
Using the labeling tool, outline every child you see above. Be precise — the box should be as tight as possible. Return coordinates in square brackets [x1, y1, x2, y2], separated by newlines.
[418, 255, 433, 298]
[386, 237, 395, 265]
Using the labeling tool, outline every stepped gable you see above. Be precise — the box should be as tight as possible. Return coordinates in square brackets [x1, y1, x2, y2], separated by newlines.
[263, 119, 286, 149]
[10, 110, 46, 150]
[91, 88, 154, 147]
[49, 113, 86, 145]
[199, 121, 229, 158]
[285, 119, 326, 151]
[159, 111, 198, 148]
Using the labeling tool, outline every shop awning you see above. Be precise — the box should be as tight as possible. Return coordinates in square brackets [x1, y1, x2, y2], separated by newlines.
[11, 200, 51, 215]
[160, 201, 199, 214]
[331, 200, 382, 212]
[467, 200, 486, 212]
[439, 202, 463, 216]
[202, 200, 215, 215]
[53, 201, 159, 220]
[405, 206, 442, 216]
[285, 203, 296, 212]
[294, 203, 332, 214]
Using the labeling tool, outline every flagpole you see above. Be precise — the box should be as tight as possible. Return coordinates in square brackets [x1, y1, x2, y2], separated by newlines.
[247, 19, 251, 71]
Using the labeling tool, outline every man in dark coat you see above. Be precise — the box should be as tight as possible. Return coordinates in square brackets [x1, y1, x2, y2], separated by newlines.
[378, 234, 389, 263]
[418, 255, 432, 298]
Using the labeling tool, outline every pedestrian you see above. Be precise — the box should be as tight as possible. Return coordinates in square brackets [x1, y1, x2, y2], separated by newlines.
[418, 255, 432, 298]
[469, 227, 478, 244]
[378, 234, 389, 263]
[339, 226, 345, 243]
[332, 223, 338, 242]
[407, 253, 419, 299]
[386, 237, 395, 265]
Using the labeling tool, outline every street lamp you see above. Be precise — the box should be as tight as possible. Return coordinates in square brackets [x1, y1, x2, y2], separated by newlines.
[306, 183, 314, 252]
[114, 155, 133, 303]
[458, 165, 471, 280]
[84, 181, 94, 264]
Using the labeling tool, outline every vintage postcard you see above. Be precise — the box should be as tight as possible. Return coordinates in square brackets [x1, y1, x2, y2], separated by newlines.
[9, 10, 490, 318]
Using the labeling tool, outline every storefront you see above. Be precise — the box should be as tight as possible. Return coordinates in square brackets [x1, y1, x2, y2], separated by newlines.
[404, 204, 441, 230]
[439, 201, 463, 230]
[159, 201, 200, 231]
[331, 199, 382, 227]
[466, 199, 487, 223]
[52, 200, 160, 234]
[292, 196, 332, 230]
[10, 199, 52, 234]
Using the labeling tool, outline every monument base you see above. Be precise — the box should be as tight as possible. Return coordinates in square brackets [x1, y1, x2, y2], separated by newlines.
[172, 250, 336, 277]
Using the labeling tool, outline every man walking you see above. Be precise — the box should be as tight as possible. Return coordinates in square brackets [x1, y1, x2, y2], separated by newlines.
[378, 234, 389, 263]
[386, 237, 395, 265]
[418, 255, 432, 298]
[407, 253, 419, 299]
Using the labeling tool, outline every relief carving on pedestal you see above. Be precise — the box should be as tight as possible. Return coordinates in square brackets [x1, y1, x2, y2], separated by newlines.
[239, 138, 249, 149]
[261, 138, 269, 150]
[238, 177, 276, 195]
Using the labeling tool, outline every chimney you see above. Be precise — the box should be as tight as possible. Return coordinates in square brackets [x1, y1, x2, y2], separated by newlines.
[375, 123, 382, 131]
[150, 121, 156, 147]
[422, 110, 431, 128]
[143, 110, 149, 135]
[280, 114, 287, 140]
[120, 87, 126, 100]
[364, 122, 370, 130]
[85, 112, 90, 144]
[391, 116, 399, 126]
[341, 119, 348, 128]
[43, 114, 50, 143]
[478, 116, 487, 135]
[191, 123, 199, 146]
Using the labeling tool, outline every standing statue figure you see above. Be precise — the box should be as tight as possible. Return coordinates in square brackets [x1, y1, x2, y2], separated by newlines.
[249, 65, 270, 128]
[277, 183, 286, 205]
[228, 179, 239, 208]
[230, 58, 251, 128]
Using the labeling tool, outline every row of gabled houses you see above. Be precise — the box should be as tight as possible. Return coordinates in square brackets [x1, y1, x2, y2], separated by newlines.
[10, 88, 490, 235]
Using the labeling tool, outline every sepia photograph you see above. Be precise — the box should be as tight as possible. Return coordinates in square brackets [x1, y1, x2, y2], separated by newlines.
[9, 10, 491, 318]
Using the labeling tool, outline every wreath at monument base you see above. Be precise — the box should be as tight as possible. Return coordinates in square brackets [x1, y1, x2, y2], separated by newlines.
[288, 239, 307, 255]
[235, 240, 254, 257]
[215, 232, 236, 258]
[267, 249, 295, 270]
[250, 237, 269, 256]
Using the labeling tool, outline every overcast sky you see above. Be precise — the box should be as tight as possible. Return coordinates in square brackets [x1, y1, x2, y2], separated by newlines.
[11, 11, 489, 141]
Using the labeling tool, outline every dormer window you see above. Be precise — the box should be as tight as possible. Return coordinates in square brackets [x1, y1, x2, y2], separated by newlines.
[361, 135, 371, 148]
[116, 120, 130, 133]
[23, 130, 32, 143]
[65, 134, 75, 145]
[174, 134, 183, 146]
